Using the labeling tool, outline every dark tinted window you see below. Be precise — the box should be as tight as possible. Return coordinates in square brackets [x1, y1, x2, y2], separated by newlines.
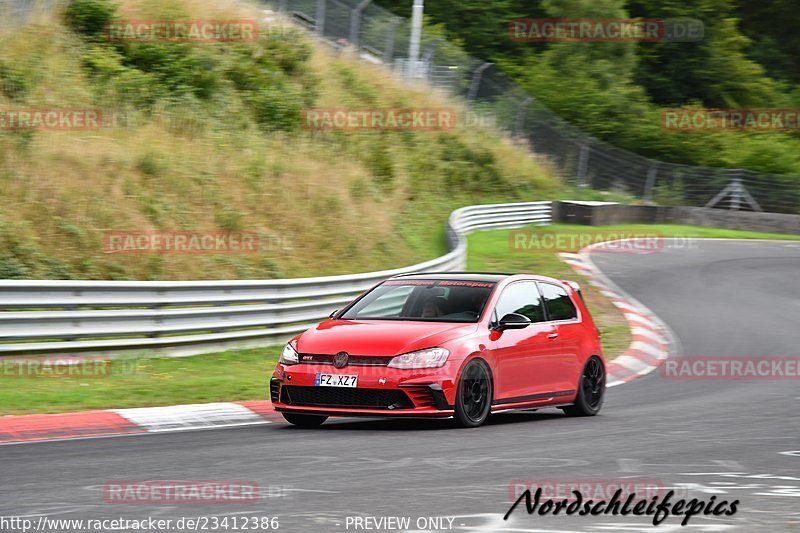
[540, 283, 578, 321]
[341, 280, 495, 322]
[493, 281, 545, 323]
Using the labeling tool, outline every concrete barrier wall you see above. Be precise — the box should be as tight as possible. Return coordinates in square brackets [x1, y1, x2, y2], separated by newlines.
[672, 206, 800, 235]
[554, 201, 800, 235]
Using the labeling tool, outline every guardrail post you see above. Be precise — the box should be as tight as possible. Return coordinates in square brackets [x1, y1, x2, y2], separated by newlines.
[315, 0, 326, 36]
[576, 144, 589, 188]
[513, 96, 533, 137]
[406, 0, 424, 78]
[467, 62, 493, 102]
[384, 16, 402, 65]
[349, 0, 373, 47]
[644, 162, 658, 202]
[705, 170, 762, 211]
[731, 179, 743, 210]
[413, 38, 441, 81]
[422, 38, 441, 63]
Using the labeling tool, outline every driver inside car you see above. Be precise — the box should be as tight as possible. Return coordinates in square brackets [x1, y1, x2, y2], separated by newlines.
[421, 298, 444, 318]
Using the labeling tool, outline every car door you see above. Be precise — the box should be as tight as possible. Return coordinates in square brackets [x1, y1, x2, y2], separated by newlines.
[538, 282, 582, 393]
[490, 281, 559, 402]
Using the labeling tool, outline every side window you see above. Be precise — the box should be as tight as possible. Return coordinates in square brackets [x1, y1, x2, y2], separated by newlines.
[540, 283, 578, 321]
[493, 281, 545, 323]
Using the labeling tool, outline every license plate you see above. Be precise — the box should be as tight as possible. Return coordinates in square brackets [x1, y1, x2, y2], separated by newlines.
[315, 373, 358, 388]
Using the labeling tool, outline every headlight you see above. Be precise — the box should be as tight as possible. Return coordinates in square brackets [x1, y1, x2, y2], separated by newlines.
[280, 343, 299, 365]
[387, 347, 450, 369]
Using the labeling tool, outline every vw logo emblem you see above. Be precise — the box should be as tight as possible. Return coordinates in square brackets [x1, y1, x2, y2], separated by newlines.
[333, 351, 349, 368]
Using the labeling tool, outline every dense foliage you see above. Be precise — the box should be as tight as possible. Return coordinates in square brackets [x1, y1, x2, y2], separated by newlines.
[376, 0, 800, 177]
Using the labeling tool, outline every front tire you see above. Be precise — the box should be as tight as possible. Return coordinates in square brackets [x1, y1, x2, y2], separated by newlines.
[562, 356, 605, 417]
[454, 359, 492, 428]
[282, 413, 327, 427]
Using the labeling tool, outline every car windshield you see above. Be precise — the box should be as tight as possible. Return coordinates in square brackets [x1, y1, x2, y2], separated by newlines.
[340, 279, 496, 322]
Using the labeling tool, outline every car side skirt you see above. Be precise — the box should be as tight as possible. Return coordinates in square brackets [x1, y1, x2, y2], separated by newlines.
[490, 390, 576, 412]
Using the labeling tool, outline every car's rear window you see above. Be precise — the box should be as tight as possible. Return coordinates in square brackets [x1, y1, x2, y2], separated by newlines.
[540, 282, 578, 321]
[340, 279, 496, 322]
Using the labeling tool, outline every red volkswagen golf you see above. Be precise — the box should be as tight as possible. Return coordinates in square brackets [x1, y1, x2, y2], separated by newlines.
[270, 273, 605, 427]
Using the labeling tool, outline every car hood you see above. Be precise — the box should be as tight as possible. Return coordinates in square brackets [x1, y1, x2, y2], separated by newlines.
[295, 319, 478, 356]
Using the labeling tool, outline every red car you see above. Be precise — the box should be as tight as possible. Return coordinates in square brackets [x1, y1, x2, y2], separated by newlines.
[270, 273, 605, 427]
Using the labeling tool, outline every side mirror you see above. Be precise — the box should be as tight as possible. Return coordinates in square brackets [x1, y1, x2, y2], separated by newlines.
[328, 309, 339, 319]
[493, 312, 531, 331]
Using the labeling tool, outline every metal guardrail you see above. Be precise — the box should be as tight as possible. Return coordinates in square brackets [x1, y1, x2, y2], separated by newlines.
[0, 201, 552, 356]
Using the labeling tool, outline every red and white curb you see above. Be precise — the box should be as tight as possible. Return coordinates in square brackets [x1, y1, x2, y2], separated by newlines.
[560, 244, 678, 387]
[0, 246, 677, 444]
[0, 401, 280, 445]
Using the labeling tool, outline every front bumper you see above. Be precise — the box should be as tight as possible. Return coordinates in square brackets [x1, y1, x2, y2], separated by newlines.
[270, 362, 457, 417]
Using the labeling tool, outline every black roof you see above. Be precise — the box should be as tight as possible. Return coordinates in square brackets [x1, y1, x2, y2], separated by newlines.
[391, 272, 511, 282]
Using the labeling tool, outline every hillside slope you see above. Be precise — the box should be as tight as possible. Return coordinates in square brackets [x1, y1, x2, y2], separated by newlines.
[0, 0, 561, 281]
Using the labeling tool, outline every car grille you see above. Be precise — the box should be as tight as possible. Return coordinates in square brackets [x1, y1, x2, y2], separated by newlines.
[298, 353, 393, 366]
[280, 386, 413, 409]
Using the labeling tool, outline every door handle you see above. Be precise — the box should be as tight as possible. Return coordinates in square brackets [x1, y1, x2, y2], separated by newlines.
[548, 332, 559, 340]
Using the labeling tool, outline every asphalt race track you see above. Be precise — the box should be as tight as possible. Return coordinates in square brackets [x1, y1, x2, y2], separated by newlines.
[1, 240, 799, 532]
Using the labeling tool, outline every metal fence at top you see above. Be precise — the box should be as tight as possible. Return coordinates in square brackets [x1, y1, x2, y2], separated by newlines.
[279, 0, 800, 214]
[0, 0, 56, 27]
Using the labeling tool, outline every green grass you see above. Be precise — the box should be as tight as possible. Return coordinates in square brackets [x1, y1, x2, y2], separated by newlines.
[2, 223, 798, 416]
[0, 348, 281, 416]
[559, 223, 800, 241]
[467, 226, 633, 359]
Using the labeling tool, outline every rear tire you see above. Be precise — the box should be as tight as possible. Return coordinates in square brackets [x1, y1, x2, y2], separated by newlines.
[282, 413, 327, 427]
[454, 359, 492, 428]
[562, 356, 605, 417]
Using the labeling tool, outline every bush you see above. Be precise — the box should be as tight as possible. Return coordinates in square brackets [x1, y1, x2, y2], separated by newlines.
[261, 28, 314, 75]
[0, 255, 29, 279]
[136, 152, 163, 176]
[0, 61, 31, 101]
[116, 43, 220, 99]
[437, 134, 503, 192]
[65, 0, 118, 38]
[246, 85, 303, 132]
[365, 141, 395, 191]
